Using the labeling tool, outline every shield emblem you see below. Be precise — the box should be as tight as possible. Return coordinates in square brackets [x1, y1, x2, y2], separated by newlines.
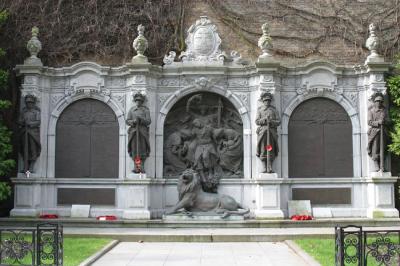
[193, 27, 215, 56]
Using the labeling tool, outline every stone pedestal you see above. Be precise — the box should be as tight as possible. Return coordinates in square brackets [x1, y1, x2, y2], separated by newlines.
[127, 173, 147, 179]
[123, 210, 151, 219]
[312, 208, 333, 218]
[163, 213, 245, 221]
[366, 176, 399, 218]
[253, 210, 284, 219]
[367, 208, 399, 218]
[369, 171, 392, 178]
[258, 173, 279, 179]
[131, 55, 148, 64]
[10, 208, 40, 217]
[365, 55, 384, 64]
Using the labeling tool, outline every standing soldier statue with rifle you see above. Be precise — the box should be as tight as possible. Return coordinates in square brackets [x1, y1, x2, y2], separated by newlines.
[19, 94, 41, 173]
[126, 92, 151, 173]
[256, 92, 280, 173]
[368, 92, 390, 172]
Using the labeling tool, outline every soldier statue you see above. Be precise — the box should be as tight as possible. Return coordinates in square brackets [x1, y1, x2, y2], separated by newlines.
[367, 92, 390, 172]
[256, 92, 280, 173]
[19, 94, 41, 173]
[126, 92, 151, 173]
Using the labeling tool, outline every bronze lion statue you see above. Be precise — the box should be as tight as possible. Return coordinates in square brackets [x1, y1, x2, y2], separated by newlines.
[165, 169, 249, 218]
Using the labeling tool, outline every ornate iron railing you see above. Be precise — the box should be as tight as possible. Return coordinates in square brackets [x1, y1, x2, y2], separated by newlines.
[0, 223, 63, 266]
[335, 225, 400, 266]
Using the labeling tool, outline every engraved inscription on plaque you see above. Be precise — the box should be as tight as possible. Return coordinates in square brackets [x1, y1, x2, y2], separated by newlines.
[55, 99, 119, 178]
[288, 98, 353, 178]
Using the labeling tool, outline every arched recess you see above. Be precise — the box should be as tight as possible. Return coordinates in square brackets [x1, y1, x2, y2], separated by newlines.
[48, 94, 125, 178]
[281, 92, 361, 178]
[55, 99, 118, 178]
[155, 86, 251, 179]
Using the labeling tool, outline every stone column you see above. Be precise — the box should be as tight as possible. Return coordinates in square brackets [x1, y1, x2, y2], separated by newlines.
[125, 64, 155, 179]
[13, 26, 47, 215]
[253, 60, 282, 178]
[359, 25, 399, 217]
[363, 61, 390, 175]
[253, 59, 284, 219]
[122, 63, 154, 219]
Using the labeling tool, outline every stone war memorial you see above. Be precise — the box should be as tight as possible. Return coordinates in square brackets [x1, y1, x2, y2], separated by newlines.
[11, 16, 399, 220]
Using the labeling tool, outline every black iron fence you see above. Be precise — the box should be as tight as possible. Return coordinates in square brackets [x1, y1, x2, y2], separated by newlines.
[335, 225, 400, 266]
[0, 223, 63, 266]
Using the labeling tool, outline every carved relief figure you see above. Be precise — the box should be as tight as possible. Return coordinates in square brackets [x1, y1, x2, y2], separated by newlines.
[126, 92, 151, 173]
[217, 128, 243, 176]
[256, 92, 280, 173]
[190, 118, 223, 192]
[367, 92, 390, 171]
[186, 94, 220, 126]
[19, 95, 41, 172]
[164, 130, 191, 175]
[165, 169, 249, 218]
[163, 92, 243, 183]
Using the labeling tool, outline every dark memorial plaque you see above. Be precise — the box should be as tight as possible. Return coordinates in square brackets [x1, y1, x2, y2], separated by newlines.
[55, 99, 119, 178]
[57, 188, 115, 205]
[292, 188, 352, 205]
[289, 98, 353, 178]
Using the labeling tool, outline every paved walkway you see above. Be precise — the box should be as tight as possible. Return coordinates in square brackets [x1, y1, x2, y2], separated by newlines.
[92, 242, 311, 266]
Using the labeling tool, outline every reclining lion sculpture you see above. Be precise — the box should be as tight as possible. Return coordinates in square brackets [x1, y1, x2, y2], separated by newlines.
[165, 169, 249, 218]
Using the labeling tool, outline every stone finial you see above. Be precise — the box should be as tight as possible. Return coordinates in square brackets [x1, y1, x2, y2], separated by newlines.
[258, 23, 273, 59]
[25, 26, 43, 66]
[132, 24, 148, 63]
[365, 23, 383, 63]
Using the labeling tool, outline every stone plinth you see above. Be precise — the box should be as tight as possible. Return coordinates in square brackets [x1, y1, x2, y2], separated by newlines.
[127, 173, 147, 179]
[369, 171, 392, 178]
[123, 210, 151, 220]
[258, 173, 279, 179]
[163, 213, 245, 221]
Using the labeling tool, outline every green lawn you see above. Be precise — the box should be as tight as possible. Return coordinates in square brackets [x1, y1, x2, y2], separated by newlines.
[294, 238, 335, 266]
[64, 237, 112, 266]
[1, 234, 112, 266]
[295, 237, 400, 266]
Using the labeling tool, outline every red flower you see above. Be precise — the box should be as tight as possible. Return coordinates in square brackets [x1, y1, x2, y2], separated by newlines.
[290, 215, 313, 221]
[96, 215, 117, 221]
[39, 214, 59, 219]
[265, 145, 273, 151]
[134, 156, 142, 164]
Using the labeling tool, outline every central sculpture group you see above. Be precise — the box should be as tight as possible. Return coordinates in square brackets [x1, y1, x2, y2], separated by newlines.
[162, 92, 243, 192]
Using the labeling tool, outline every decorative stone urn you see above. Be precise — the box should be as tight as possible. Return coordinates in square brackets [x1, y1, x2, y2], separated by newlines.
[365, 23, 383, 63]
[258, 23, 273, 59]
[132, 24, 148, 63]
[25, 26, 42, 66]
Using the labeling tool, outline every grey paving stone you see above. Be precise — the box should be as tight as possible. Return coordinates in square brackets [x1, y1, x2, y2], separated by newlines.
[92, 242, 316, 266]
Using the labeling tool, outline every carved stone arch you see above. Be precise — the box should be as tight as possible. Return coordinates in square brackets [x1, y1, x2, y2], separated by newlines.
[66, 61, 110, 76]
[155, 85, 251, 179]
[47, 94, 125, 178]
[281, 92, 361, 178]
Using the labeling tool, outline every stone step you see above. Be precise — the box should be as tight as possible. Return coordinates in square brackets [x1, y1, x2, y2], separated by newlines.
[0, 217, 399, 229]
[64, 226, 400, 242]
